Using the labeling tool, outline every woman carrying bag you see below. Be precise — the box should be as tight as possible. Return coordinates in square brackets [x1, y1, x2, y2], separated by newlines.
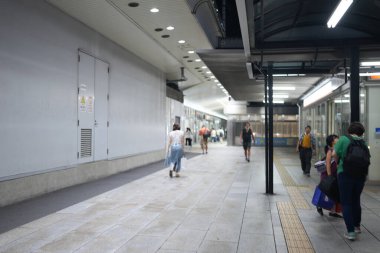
[316, 135, 342, 218]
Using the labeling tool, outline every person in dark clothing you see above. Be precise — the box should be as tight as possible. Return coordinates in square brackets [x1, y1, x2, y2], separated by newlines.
[240, 122, 255, 162]
[334, 122, 369, 241]
[316, 134, 342, 218]
[296, 125, 316, 177]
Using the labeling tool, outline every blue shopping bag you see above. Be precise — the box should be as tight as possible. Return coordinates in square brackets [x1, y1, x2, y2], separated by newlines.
[312, 186, 334, 209]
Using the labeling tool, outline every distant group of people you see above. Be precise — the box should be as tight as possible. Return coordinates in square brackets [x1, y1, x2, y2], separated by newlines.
[298, 122, 370, 241]
[165, 124, 226, 177]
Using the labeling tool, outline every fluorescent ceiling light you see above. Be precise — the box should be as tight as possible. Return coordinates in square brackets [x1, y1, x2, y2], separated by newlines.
[273, 74, 288, 77]
[210, 76, 215, 79]
[334, 99, 350, 103]
[201, 66, 207, 69]
[327, 0, 353, 28]
[360, 61, 380, 66]
[303, 81, 333, 107]
[166, 26, 174, 30]
[214, 80, 219, 83]
[150, 8, 159, 13]
[262, 100, 285, 104]
[359, 72, 380, 76]
[217, 83, 222, 86]
[273, 86, 296, 91]
[287, 74, 298, 77]
[206, 71, 211, 74]
[178, 40, 186, 44]
[188, 50, 195, 54]
[344, 94, 365, 97]
[195, 59, 201, 62]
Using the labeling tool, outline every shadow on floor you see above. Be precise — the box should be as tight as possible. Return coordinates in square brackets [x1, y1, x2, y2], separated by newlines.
[0, 152, 201, 234]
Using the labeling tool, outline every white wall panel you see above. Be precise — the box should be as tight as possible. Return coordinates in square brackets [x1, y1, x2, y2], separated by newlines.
[367, 86, 380, 181]
[0, 0, 166, 178]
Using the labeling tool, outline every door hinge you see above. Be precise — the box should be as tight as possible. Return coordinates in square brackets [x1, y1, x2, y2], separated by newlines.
[78, 55, 80, 62]
[107, 94, 109, 100]
[107, 121, 109, 127]
[108, 67, 110, 73]
[77, 120, 79, 126]
[107, 148, 109, 155]
[78, 88, 80, 94]
[77, 152, 79, 159]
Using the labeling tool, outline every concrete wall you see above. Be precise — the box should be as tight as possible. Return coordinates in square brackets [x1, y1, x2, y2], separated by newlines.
[0, 0, 167, 205]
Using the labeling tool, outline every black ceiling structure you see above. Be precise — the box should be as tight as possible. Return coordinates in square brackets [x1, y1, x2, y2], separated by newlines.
[198, 0, 380, 103]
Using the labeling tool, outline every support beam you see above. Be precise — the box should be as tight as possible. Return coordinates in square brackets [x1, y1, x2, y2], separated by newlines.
[350, 47, 360, 122]
[267, 63, 274, 194]
[265, 65, 268, 194]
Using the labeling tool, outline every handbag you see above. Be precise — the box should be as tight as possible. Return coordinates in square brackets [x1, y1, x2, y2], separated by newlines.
[318, 175, 340, 202]
[312, 186, 334, 210]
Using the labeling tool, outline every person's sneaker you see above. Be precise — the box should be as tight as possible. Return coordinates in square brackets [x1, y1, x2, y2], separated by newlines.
[306, 173, 310, 177]
[329, 212, 343, 218]
[169, 170, 173, 178]
[247, 158, 250, 162]
[175, 173, 180, 177]
[344, 232, 356, 241]
[355, 227, 361, 234]
[317, 207, 324, 216]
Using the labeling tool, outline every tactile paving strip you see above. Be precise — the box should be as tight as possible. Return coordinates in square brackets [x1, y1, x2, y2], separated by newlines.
[274, 157, 297, 186]
[277, 202, 315, 253]
[286, 186, 310, 209]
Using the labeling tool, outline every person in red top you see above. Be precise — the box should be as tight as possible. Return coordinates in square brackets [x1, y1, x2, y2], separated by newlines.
[198, 125, 209, 154]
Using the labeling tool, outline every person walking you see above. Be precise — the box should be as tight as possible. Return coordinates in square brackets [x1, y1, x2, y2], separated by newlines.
[211, 128, 217, 142]
[296, 125, 316, 177]
[334, 122, 370, 241]
[185, 128, 193, 148]
[316, 134, 342, 218]
[198, 125, 209, 154]
[166, 123, 184, 178]
[240, 122, 255, 162]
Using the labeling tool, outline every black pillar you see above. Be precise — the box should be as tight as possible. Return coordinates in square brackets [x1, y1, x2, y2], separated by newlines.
[264, 75, 269, 193]
[267, 63, 274, 194]
[350, 47, 360, 122]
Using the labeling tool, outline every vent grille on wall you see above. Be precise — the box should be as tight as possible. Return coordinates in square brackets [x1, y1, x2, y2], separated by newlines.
[80, 128, 92, 158]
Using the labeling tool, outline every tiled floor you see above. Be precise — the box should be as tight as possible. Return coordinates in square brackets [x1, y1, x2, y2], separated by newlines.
[1, 144, 380, 252]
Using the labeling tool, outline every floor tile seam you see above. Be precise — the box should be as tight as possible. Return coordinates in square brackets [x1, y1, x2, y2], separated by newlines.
[1, 214, 96, 252]
[236, 165, 258, 253]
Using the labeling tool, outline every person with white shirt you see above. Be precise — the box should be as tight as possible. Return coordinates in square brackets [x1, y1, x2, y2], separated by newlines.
[166, 123, 185, 178]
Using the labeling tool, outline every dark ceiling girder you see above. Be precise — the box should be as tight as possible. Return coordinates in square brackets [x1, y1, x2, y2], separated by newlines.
[255, 38, 380, 49]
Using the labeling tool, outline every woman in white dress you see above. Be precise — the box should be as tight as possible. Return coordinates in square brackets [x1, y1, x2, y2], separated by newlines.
[166, 123, 185, 178]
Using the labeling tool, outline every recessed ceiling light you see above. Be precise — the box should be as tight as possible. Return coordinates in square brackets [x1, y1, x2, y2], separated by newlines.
[128, 2, 139, 7]
[155, 28, 163, 32]
[178, 40, 186, 44]
[150, 8, 159, 13]
[201, 66, 207, 69]
[166, 26, 174, 30]
[188, 50, 195, 54]
[210, 76, 215, 79]
[195, 59, 201, 62]
[214, 80, 218, 82]
[206, 71, 211, 74]
[161, 34, 170, 38]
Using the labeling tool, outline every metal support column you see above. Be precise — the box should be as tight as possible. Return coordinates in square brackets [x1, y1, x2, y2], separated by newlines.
[267, 63, 274, 194]
[350, 47, 360, 122]
[264, 75, 269, 193]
